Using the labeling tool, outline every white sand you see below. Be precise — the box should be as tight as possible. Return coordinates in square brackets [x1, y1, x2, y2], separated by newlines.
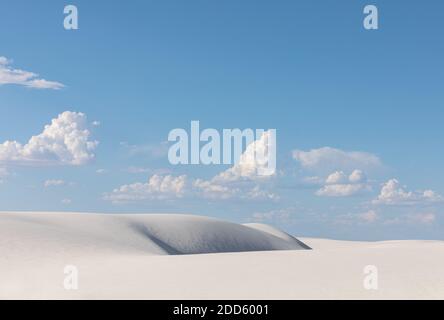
[1, 212, 443, 300]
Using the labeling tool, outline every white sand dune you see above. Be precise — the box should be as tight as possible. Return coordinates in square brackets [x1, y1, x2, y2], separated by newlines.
[0, 212, 309, 256]
[1, 212, 443, 300]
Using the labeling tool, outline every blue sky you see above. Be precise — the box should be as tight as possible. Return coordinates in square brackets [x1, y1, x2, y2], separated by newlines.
[1, 0, 443, 240]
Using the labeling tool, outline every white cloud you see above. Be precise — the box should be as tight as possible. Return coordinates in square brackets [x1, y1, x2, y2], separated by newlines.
[103, 174, 187, 203]
[193, 131, 278, 200]
[61, 198, 72, 204]
[192, 178, 277, 201]
[0, 111, 98, 166]
[44, 179, 65, 187]
[317, 184, 369, 197]
[105, 132, 278, 203]
[325, 171, 347, 184]
[423, 190, 442, 201]
[192, 179, 237, 200]
[246, 185, 279, 200]
[293, 147, 381, 172]
[349, 169, 366, 183]
[214, 130, 276, 182]
[96, 169, 107, 174]
[375, 179, 411, 204]
[0, 56, 64, 89]
[316, 169, 370, 197]
[105, 173, 277, 203]
[373, 179, 443, 206]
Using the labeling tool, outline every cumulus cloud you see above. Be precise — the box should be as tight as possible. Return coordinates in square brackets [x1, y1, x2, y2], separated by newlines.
[105, 173, 277, 203]
[214, 130, 276, 182]
[293, 147, 381, 173]
[192, 131, 277, 200]
[316, 169, 371, 197]
[0, 111, 98, 166]
[103, 174, 187, 203]
[373, 179, 443, 205]
[325, 171, 347, 184]
[349, 169, 367, 183]
[193, 179, 277, 200]
[192, 179, 237, 200]
[105, 132, 278, 203]
[0, 56, 64, 89]
[317, 184, 369, 197]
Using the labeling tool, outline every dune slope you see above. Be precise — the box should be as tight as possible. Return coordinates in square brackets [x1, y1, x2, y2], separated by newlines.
[0, 212, 309, 257]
